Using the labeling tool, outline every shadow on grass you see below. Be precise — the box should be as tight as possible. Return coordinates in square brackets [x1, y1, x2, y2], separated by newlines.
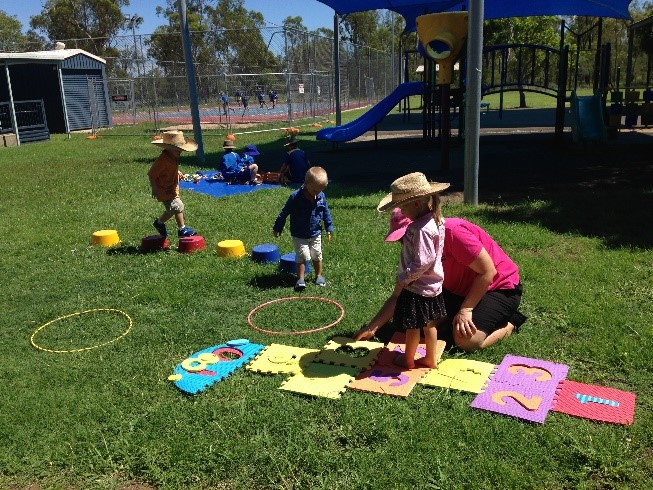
[106, 244, 174, 255]
[249, 273, 297, 290]
[477, 185, 653, 249]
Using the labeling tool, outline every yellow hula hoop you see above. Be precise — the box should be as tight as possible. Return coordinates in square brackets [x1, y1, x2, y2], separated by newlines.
[30, 308, 133, 353]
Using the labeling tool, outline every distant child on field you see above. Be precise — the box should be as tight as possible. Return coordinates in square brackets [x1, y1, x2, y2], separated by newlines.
[148, 130, 198, 238]
[273, 166, 334, 291]
[278, 135, 309, 185]
[219, 139, 260, 185]
[377, 172, 450, 369]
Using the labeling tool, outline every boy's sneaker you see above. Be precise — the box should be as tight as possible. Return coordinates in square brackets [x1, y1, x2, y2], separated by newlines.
[294, 278, 306, 291]
[315, 275, 326, 287]
[153, 219, 167, 237]
[178, 226, 197, 238]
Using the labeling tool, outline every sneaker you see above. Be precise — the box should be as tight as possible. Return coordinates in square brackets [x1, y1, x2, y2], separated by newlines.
[178, 226, 197, 238]
[294, 278, 306, 291]
[153, 219, 167, 237]
[315, 275, 326, 287]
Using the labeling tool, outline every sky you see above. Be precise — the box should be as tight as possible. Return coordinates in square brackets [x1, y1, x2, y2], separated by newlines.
[4, 0, 337, 35]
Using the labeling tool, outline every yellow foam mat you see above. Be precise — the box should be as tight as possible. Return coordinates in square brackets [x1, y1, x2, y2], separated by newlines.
[246, 343, 319, 375]
[313, 336, 385, 370]
[278, 363, 359, 399]
[419, 359, 496, 393]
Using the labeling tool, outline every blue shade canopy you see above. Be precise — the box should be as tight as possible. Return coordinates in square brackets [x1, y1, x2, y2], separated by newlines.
[316, 1, 633, 31]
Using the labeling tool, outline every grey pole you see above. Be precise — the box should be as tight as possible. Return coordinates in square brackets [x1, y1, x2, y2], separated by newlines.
[463, 0, 484, 205]
[178, 0, 205, 164]
[334, 13, 341, 126]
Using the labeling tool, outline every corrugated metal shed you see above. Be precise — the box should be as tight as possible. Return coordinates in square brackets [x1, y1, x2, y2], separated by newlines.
[0, 48, 112, 143]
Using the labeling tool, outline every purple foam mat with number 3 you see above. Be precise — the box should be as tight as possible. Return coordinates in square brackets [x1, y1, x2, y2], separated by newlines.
[470, 354, 569, 424]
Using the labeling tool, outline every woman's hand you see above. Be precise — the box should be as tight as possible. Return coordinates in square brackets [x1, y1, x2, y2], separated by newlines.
[453, 308, 477, 338]
[352, 325, 376, 341]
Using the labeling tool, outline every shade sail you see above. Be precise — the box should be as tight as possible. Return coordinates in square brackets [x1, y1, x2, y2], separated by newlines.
[317, 1, 633, 31]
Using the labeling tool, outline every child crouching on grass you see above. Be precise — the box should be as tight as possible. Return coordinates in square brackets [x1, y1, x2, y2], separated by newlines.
[273, 166, 334, 291]
[377, 172, 450, 369]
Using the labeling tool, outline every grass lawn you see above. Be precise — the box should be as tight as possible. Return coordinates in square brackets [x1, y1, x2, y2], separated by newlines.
[0, 112, 652, 490]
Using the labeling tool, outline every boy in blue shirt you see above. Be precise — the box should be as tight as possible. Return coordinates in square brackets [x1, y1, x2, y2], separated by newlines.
[279, 136, 309, 185]
[219, 139, 260, 184]
[273, 166, 333, 290]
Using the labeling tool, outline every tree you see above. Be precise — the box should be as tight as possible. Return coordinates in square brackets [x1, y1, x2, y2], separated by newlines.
[29, 0, 129, 57]
[206, 0, 279, 72]
[484, 17, 560, 107]
[0, 10, 45, 51]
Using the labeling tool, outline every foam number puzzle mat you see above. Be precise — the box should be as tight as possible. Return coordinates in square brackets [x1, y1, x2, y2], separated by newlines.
[313, 337, 385, 370]
[551, 380, 636, 425]
[419, 359, 496, 393]
[471, 354, 569, 423]
[374, 331, 446, 367]
[169, 339, 265, 395]
[348, 332, 443, 397]
[349, 364, 430, 397]
[279, 363, 360, 399]
[245, 343, 319, 375]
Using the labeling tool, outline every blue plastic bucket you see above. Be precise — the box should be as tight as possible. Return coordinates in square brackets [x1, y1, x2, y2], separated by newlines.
[251, 243, 281, 263]
[279, 252, 311, 275]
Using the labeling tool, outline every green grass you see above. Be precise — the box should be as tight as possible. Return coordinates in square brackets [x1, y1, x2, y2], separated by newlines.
[0, 126, 651, 489]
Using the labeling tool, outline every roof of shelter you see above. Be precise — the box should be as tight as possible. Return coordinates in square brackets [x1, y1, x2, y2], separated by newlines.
[316, 1, 633, 31]
[0, 48, 106, 65]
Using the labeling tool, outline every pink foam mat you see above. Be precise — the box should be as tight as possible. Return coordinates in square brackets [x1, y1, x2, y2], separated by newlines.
[551, 380, 636, 425]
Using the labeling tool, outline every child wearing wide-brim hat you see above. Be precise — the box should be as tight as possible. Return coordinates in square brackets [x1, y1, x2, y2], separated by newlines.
[148, 130, 198, 238]
[378, 172, 450, 370]
[279, 136, 309, 185]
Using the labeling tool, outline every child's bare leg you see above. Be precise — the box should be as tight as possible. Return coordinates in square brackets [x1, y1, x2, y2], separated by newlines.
[395, 328, 419, 369]
[417, 323, 438, 368]
[174, 212, 185, 228]
[158, 210, 174, 224]
[312, 259, 323, 277]
[296, 262, 306, 281]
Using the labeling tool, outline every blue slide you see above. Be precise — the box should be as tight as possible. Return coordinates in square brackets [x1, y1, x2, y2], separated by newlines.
[316, 81, 424, 142]
[569, 91, 607, 143]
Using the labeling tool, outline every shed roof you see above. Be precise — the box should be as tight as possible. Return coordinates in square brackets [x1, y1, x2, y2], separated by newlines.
[0, 48, 105, 65]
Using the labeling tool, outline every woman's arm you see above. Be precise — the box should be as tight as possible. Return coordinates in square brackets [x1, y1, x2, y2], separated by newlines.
[453, 247, 496, 338]
[352, 281, 403, 341]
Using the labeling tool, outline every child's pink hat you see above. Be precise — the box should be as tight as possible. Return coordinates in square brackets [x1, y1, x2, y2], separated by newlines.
[385, 208, 412, 242]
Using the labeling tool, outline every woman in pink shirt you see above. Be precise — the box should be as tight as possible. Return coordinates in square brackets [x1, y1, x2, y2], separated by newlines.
[354, 210, 526, 351]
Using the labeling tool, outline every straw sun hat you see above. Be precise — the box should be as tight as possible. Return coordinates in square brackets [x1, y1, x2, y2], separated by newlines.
[377, 172, 450, 212]
[151, 130, 198, 152]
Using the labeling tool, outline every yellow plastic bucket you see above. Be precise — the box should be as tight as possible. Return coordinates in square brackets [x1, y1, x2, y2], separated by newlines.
[91, 229, 120, 247]
[217, 239, 246, 258]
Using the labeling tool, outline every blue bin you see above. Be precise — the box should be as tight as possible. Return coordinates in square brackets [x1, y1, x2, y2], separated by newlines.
[279, 253, 311, 275]
[251, 243, 280, 263]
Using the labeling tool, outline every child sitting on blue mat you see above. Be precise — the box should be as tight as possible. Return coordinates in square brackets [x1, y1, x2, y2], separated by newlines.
[219, 139, 261, 185]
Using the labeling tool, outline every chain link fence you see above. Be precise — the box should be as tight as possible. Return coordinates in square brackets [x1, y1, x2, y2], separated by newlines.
[40, 27, 395, 135]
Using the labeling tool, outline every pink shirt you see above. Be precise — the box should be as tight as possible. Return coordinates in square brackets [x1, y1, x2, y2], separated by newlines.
[396, 213, 445, 297]
[442, 218, 520, 296]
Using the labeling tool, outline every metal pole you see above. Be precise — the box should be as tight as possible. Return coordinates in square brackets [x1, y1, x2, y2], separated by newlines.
[284, 28, 293, 123]
[178, 0, 205, 164]
[464, 0, 484, 205]
[334, 13, 341, 126]
[4, 63, 20, 145]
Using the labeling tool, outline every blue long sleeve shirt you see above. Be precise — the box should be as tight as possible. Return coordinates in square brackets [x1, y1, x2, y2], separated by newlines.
[273, 186, 334, 239]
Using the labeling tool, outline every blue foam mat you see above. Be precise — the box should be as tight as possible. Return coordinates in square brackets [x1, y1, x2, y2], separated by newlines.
[179, 172, 278, 199]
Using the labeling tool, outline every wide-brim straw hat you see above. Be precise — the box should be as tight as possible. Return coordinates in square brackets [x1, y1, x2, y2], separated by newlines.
[385, 207, 412, 242]
[223, 139, 236, 149]
[377, 172, 450, 212]
[151, 130, 198, 152]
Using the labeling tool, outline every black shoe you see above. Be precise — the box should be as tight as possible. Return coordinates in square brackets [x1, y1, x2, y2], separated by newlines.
[153, 219, 167, 237]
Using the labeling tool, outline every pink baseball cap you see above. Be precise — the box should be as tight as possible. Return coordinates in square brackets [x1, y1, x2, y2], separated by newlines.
[384, 207, 412, 242]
